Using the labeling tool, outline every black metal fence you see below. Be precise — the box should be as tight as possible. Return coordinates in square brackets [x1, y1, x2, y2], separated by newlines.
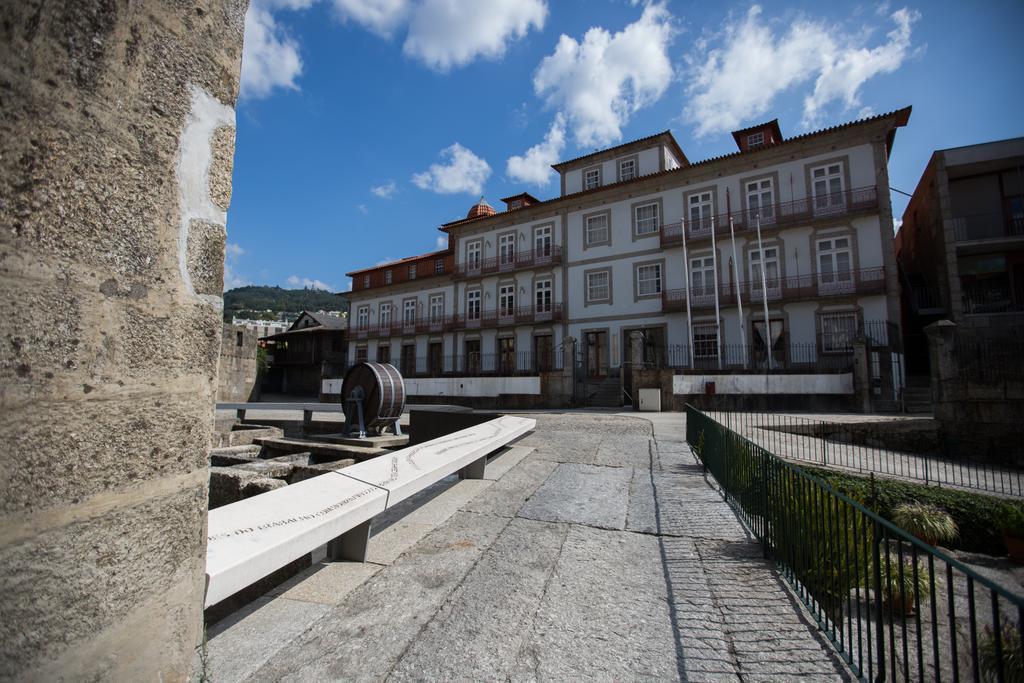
[662, 342, 855, 373]
[705, 410, 1024, 497]
[388, 351, 563, 378]
[952, 328, 1024, 382]
[686, 405, 1024, 682]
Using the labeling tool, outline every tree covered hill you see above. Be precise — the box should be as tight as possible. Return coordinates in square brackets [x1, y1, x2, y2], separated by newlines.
[223, 286, 348, 321]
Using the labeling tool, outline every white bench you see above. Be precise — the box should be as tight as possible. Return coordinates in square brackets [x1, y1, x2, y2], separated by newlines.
[204, 415, 535, 608]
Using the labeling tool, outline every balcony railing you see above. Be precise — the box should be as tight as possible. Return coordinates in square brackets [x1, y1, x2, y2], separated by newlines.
[662, 267, 886, 313]
[351, 314, 457, 339]
[660, 186, 879, 247]
[952, 211, 1024, 242]
[396, 351, 563, 378]
[454, 303, 564, 330]
[453, 246, 563, 279]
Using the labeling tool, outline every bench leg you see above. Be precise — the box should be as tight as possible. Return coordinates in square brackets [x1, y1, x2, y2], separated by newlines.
[459, 455, 486, 480]
[236, 409, 246, 420]
[303, 409, 313, 425]
[326, 519, 371, 562]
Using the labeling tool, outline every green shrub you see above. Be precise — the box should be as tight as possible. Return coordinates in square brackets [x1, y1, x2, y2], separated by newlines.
[803, 466, 1023, 557]
[878, 555, 930, 613]
[1003, 503, 1024, 537]
[979, 620, 1024, 683]
[892, 502, 959, 547]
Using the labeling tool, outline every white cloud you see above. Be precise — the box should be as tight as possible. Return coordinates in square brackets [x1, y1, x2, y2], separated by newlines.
[684, 5, 918, 137]
[532, 3, 674, 148]
[240, 0, 314, 100]
[223, 243, 250, 290]
[802, 8, 918, 128]
[412, 143, 491, 195]
[331, 0, 409, 36]
[286, 274, 336, 291]
[357, 203, 368, 214]
[506, 113, 566, 187]
[403, 0, 548, 72]
[370, 180, 398, 198]
[436, 235, 448, 249]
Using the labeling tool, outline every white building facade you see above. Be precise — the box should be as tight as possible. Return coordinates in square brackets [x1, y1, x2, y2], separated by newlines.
[346, 111, 910, 384]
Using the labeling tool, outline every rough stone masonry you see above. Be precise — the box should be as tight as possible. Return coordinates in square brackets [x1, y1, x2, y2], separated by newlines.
[0, 1, 248, 679]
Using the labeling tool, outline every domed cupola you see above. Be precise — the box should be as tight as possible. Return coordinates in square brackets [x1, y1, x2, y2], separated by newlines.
[466, 196, 496, 219]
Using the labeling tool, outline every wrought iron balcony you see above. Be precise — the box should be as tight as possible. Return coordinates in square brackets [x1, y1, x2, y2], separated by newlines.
[453, 246, 563, 279]
[662, 267, 886, 313]
[454, 303, 564, 330]
[660, 186, 879, 247]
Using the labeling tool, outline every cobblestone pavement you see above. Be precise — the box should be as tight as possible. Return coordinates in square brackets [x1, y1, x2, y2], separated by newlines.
[205, 412, 848, 681]
[705, 411, 1024, 498]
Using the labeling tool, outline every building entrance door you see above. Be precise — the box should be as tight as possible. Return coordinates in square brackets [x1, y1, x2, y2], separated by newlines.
[585, 331, 608, 378]
[427, 342, 443, 377]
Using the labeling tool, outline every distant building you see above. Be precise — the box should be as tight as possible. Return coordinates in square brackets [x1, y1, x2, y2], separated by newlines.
[896, 137, 1024, 370]
[232, 317, 288, 338]
[260, 311, 347, 395]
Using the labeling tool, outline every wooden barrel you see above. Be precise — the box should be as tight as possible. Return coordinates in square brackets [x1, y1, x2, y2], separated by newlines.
[340, 362, 406, 433]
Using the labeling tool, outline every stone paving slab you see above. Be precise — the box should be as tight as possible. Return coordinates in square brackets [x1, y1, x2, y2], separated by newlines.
[518, 462, 632, 530]
[461, 458, 558, 518]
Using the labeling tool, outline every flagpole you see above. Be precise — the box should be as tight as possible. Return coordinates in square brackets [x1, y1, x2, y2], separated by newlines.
[729, 215, 747, 368]
[681, 217, 693, 369]
[755, 213, 772, 370]
[710, 214, 722, 370]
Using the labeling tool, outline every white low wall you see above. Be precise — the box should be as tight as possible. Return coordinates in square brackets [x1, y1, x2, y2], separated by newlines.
[322, 376, 541, 398]
[673, 373, 853, 396]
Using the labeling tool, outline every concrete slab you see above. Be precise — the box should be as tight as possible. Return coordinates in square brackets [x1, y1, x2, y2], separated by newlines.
[204, 596, 330, 683]
[249, 511, 511, 681]
[627, 467, 745, 540]
[518, 462, 632, 530]
[266, 561, 382, 606]
[388, 518, 567, 681]
[594, 435, 656, 468]
[461, 458, 559, 518]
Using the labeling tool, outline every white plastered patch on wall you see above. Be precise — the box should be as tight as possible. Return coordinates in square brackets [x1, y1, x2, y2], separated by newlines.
[176, 84, 236, 306]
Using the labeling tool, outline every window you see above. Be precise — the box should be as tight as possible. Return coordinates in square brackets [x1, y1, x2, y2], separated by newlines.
[636, 263, 662, 297]
[586, 270, 610, 303]
[355, 347, 368, 363]
[821, 312, 858, 353]
[535, 334, 554, 372]
[749, 247, 781, 299]
[429, 294, 444, 322]
[690, 256, 716, 302]
[812, 163, 845, 213]
[693, 322, 720, 359]
[466, 240, 482, 272]
[356, 306, 369, 328]
[384, 270, 392, 285]
[236, 331, 243, 347]
[817, 237, 853, 293]
[535, 279, 552, 313]
[379, 303, 391, 327]
[498, 233, 516, 268]
[499, 284, 515, 318]
[403, 299, 416, 325]
[377, 344, 390, 364]
[363, 275, 370, 289]
[619, 158, 636, 181]
[464, 339, 481, 374]
[409, 264, 417, 279]
[746, 178, 774, 223]
[688, 191, 714, 235]
[534, 225, 552, 258]
[634, 202, 659, 236]
[466, 289, 481, 321]
[585, 213, 609, 246]
[584, 167, 600, 190]
[747, 131, 764, 148]
[509, 199, 522, 210]
[435, 258, 444, 274]
[498, 337, 516, 374]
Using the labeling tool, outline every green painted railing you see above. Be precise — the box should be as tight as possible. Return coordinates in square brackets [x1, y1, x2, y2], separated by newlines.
[686, 404, 1023, 682]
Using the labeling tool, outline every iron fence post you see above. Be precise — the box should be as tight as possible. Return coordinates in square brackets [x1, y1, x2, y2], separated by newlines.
[872, 519, 886, 681]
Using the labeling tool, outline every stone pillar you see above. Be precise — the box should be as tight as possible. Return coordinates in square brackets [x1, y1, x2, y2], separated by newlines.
[629, 330, 645, 410]
[925, 320, 958, 421]
[852, 340, 872, 413]
[0, 2, 247, 680]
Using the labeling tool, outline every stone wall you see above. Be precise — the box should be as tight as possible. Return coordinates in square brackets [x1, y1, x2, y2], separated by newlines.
[0, 2, 247, 679]
[218, 324, 259, 402]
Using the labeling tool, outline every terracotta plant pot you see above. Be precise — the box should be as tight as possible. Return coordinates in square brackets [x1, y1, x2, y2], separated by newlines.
[883, 593, 916, 617]
[1004, 531, 1024, 565]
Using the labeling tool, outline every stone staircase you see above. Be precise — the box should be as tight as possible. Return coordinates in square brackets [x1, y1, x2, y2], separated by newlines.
[903, 375, 933, 414]
[581, 377, 625, 408]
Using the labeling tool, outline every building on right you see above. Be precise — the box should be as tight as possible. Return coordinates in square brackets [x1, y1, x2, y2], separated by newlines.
[897, 138, 1024, 361]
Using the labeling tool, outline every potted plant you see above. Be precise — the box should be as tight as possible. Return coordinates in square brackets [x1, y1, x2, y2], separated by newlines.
[879, 555, 930, 616]
[979, 620, 1024, 682]
[892, 502, 959, 547]
[1002, 503, 1024, 565]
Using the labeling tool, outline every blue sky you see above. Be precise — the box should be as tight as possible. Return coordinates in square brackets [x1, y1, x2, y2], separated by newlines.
[224, 0, 1024, 292]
